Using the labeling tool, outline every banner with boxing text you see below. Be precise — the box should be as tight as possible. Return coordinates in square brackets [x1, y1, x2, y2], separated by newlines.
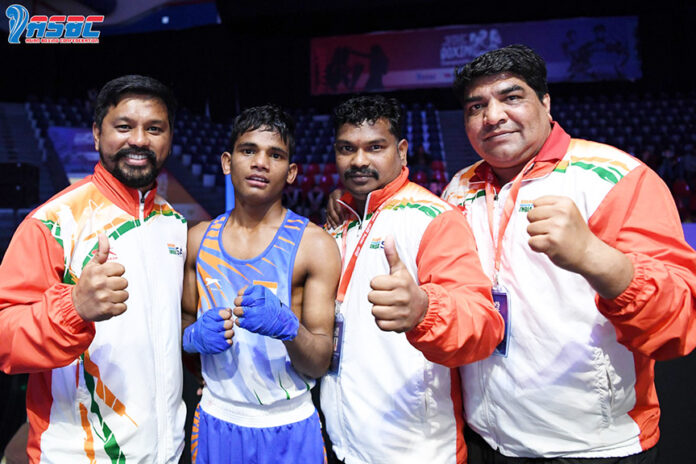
[310, 16, 640, 95]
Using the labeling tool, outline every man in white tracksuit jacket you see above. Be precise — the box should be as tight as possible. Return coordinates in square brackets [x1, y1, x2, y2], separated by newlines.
[0, 75, 187, 463]
[320, 95, 505, 464]
[414, 44, 696, 463]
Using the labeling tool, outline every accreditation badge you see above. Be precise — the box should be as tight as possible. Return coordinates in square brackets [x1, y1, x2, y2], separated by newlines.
[328, 300, 345, 375]
[492, 285, 511, 357]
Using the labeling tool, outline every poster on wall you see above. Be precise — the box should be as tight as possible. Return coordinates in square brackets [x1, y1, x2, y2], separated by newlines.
[310, 16, 641, 95]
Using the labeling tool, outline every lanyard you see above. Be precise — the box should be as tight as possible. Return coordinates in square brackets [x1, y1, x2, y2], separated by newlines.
[484, 158, 536, 286]
[336, 207, 384, 303]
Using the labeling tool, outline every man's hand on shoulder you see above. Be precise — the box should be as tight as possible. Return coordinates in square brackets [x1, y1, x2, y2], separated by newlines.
[369, 236, 429, 333]
[325, 188, 346, 229]
[72, 233, 129, 322]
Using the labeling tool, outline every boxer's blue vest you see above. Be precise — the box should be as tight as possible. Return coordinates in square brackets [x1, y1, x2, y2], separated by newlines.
[196, 209, 311, 405]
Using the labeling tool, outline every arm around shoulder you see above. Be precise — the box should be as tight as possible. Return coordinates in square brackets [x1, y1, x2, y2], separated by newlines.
[406, 209, 504, 367]
[0, 218, 94, 374]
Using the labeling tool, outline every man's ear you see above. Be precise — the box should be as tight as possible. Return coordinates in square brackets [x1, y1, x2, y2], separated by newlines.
[398, 139, 409, 166]
[92, 122, 100, 152]
[221, 151, 232, 175]
[286, 163, 298, 185]
[543, 93, 552, 122]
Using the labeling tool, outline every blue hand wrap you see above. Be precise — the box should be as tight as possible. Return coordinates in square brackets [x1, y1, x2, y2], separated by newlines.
[183, 308, 231, 354]
[237, 285, 299, 341]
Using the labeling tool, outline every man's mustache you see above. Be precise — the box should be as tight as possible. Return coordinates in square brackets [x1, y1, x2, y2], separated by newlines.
[344, 167, 379, 180]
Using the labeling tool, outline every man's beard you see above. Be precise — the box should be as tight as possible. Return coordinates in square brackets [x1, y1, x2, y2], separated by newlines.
[100, 147, 161, 189]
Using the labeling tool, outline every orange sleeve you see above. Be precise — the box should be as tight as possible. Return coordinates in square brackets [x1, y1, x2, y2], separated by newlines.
[590, 166, 696, 360]
[406, 209, 504, 366]
[0, 218, 95, 374]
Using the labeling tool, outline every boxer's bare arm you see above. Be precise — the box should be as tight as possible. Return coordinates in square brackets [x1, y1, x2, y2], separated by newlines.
[285, 223, 341, 378]
[182, 221, 209, 329]
[181, 222, 209, 380]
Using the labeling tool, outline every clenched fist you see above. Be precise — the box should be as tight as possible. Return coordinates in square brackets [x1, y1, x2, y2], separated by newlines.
[526, 195, 633, 299]
[526, 195, 594, 273]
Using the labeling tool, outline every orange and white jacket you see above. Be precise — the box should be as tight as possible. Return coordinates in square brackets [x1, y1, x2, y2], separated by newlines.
[320, 168, 504, 464]
[437, 123, 696, 458]
[0, 163, 188, 463]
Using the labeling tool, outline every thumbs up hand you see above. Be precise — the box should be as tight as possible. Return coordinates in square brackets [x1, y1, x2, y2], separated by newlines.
[368, 236, 429, 333]
[72, 233, 129, 322]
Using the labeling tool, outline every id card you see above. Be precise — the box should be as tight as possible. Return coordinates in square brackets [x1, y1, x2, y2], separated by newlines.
[328, 302, 345, 375]
[492, 286, 510, 357]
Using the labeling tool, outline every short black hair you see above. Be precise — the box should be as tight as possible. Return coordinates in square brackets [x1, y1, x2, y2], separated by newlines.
[453, 44, 549, 103]
[93, 75, 176, 129]
[333, 95, 403, 141]
[229, 105, 296, 158]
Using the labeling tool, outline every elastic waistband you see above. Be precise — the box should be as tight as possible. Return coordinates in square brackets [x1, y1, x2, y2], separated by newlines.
[200, 389, 315, 428]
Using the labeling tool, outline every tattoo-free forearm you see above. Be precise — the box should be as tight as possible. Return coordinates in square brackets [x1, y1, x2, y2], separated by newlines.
[284, 324, 332, 378]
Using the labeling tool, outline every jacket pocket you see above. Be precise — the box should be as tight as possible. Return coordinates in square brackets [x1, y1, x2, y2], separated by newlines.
[592, 347, 616, 428]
